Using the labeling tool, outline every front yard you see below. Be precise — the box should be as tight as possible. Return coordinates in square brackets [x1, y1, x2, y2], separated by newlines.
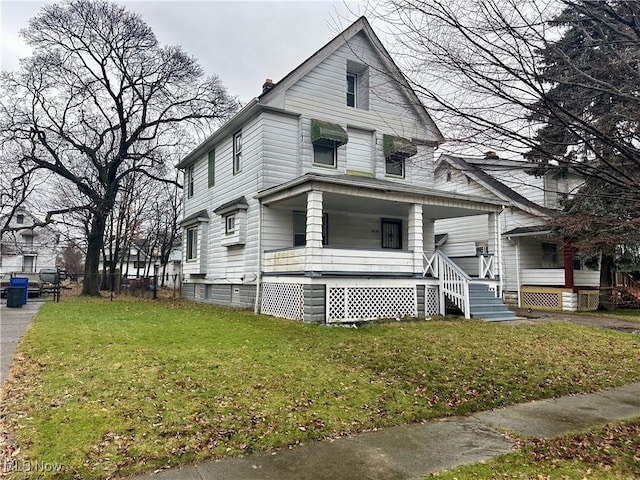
[1, 297, 640, 479]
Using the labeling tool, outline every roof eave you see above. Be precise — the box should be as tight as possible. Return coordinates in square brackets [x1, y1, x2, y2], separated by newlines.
[175, 99, 261, 169]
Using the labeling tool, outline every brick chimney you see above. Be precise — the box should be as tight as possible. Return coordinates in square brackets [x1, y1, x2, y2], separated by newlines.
[484, 151, 499, 159]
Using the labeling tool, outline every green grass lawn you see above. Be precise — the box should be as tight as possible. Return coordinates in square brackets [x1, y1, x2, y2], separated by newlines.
[2, 297, 640, 479]
[589, 309, 640, 324]
[429, 418, 640, 479]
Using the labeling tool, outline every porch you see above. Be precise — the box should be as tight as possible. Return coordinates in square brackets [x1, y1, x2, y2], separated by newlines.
[506, 227, 601, 312]
[256, 174, 512, 323]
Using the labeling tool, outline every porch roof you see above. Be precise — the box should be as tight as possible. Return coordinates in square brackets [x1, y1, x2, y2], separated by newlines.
[256, 173, 505, 217]
[503, 225, 553, 237]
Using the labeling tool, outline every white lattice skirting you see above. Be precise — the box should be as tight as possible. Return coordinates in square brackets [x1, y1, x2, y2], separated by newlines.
[425, 287, 440, 316]
[261, 283, 304, 320]
[328, 286, 417, 322]
[523, 291, 561, 309]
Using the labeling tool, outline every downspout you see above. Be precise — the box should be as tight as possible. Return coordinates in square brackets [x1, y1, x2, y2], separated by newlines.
[512, 237, 521, 308]
[254, 199, 263, 314]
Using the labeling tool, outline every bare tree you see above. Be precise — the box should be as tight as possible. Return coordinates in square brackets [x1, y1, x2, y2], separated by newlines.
[0, 0, 238, 295]
[371, 0, 640, 193]
[369, 0, 640, 285]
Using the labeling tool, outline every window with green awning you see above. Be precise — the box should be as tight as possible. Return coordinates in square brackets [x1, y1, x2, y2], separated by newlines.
[310, 119, 348, 147]
[383, 134, 417, 160]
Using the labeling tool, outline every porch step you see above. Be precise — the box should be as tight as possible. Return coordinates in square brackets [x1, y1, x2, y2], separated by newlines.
[468, 284, 520, 322]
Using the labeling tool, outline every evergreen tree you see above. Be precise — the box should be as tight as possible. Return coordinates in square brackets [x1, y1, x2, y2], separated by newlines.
[526, 1, 640, 286]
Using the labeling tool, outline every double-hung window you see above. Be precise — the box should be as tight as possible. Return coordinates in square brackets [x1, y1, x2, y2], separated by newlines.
[233, 132, 242, 174]
[186, 226, 198, 260]
[346, 73, 357, 108]
[186, 165, 194, 198]
[208, 149, 215, 188]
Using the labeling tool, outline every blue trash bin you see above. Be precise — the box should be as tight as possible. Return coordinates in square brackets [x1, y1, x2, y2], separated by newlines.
[9, 277, 28, 305]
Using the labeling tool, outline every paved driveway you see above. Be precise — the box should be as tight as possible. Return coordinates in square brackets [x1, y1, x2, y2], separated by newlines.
[0, 300, 43, 386]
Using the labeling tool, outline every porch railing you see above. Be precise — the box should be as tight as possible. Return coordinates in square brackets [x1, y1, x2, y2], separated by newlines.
[479, 254, 495, 279]
[423, 251, 471, 319]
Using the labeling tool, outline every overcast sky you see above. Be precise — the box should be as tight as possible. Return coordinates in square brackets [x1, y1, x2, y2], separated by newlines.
[0, 0, 368, 103]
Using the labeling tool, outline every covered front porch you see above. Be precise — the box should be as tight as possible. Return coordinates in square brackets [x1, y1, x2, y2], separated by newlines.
[505, 227, 601, 312]
[256, 174, 508, 322]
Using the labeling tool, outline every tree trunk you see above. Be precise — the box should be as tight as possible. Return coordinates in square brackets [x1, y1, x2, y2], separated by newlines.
[599, 253, 615, 310]
[82, 213, 107, 296]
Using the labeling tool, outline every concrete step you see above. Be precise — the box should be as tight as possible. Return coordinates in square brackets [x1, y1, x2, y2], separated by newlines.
[472, 312, 522, 322]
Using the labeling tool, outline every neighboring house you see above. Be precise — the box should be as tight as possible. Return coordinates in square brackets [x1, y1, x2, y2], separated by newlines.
[98, 240, 182, 287]
[434, 154, 600, 312]
[0, 207, 61, 274]
[177, 17, 518, 323]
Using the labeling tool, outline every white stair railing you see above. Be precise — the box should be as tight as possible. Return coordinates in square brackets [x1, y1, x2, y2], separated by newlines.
[423, 251, 471, 319]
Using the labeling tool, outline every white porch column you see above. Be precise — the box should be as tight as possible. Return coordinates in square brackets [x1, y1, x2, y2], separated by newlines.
[408, 204, 423, 275]
[305, 190, 323, 273]
[488, 212, 502, 288]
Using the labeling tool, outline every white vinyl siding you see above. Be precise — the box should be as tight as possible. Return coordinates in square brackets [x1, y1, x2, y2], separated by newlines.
[281, 32, 437, 186]
[346, 128, 373, 175]
[261, 112, 300, 188]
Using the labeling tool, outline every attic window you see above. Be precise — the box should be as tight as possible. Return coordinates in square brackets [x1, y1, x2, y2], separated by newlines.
[346, 60, 369, 110]
[16, 214, 24, 224]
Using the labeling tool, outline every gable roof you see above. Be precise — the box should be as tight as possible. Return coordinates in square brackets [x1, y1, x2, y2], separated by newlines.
[177, 16, 442, 169]
[438, 155, 555, 217]
[259, 17, 443, 143]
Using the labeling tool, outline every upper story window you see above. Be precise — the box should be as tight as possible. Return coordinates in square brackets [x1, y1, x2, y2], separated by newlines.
[313, 140, 337, 167]
[383, 134, 417, 178]
[186, 165, 194, 198]
[16, 214, 24, 224]
[208, 149, 215, 188]
[233, 131, 242, 174]
[346, 60, 369, 110]
[346, 73, 357, 108]
[310, 119, 348, 168]
[386, 157, 404, 177]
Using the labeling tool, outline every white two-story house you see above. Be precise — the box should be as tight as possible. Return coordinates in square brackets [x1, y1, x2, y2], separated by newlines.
[177, 17, 517, 323]
[434, 154, 600, 312]
[0, 207, 61, 275]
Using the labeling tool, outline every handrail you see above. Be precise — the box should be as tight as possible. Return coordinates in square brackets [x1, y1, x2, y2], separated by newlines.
[424, 251, 471, 318]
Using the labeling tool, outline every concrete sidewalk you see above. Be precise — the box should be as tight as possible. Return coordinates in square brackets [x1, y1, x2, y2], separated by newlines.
[133, 383, 640, 480]
[0, 300, 43, 386]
